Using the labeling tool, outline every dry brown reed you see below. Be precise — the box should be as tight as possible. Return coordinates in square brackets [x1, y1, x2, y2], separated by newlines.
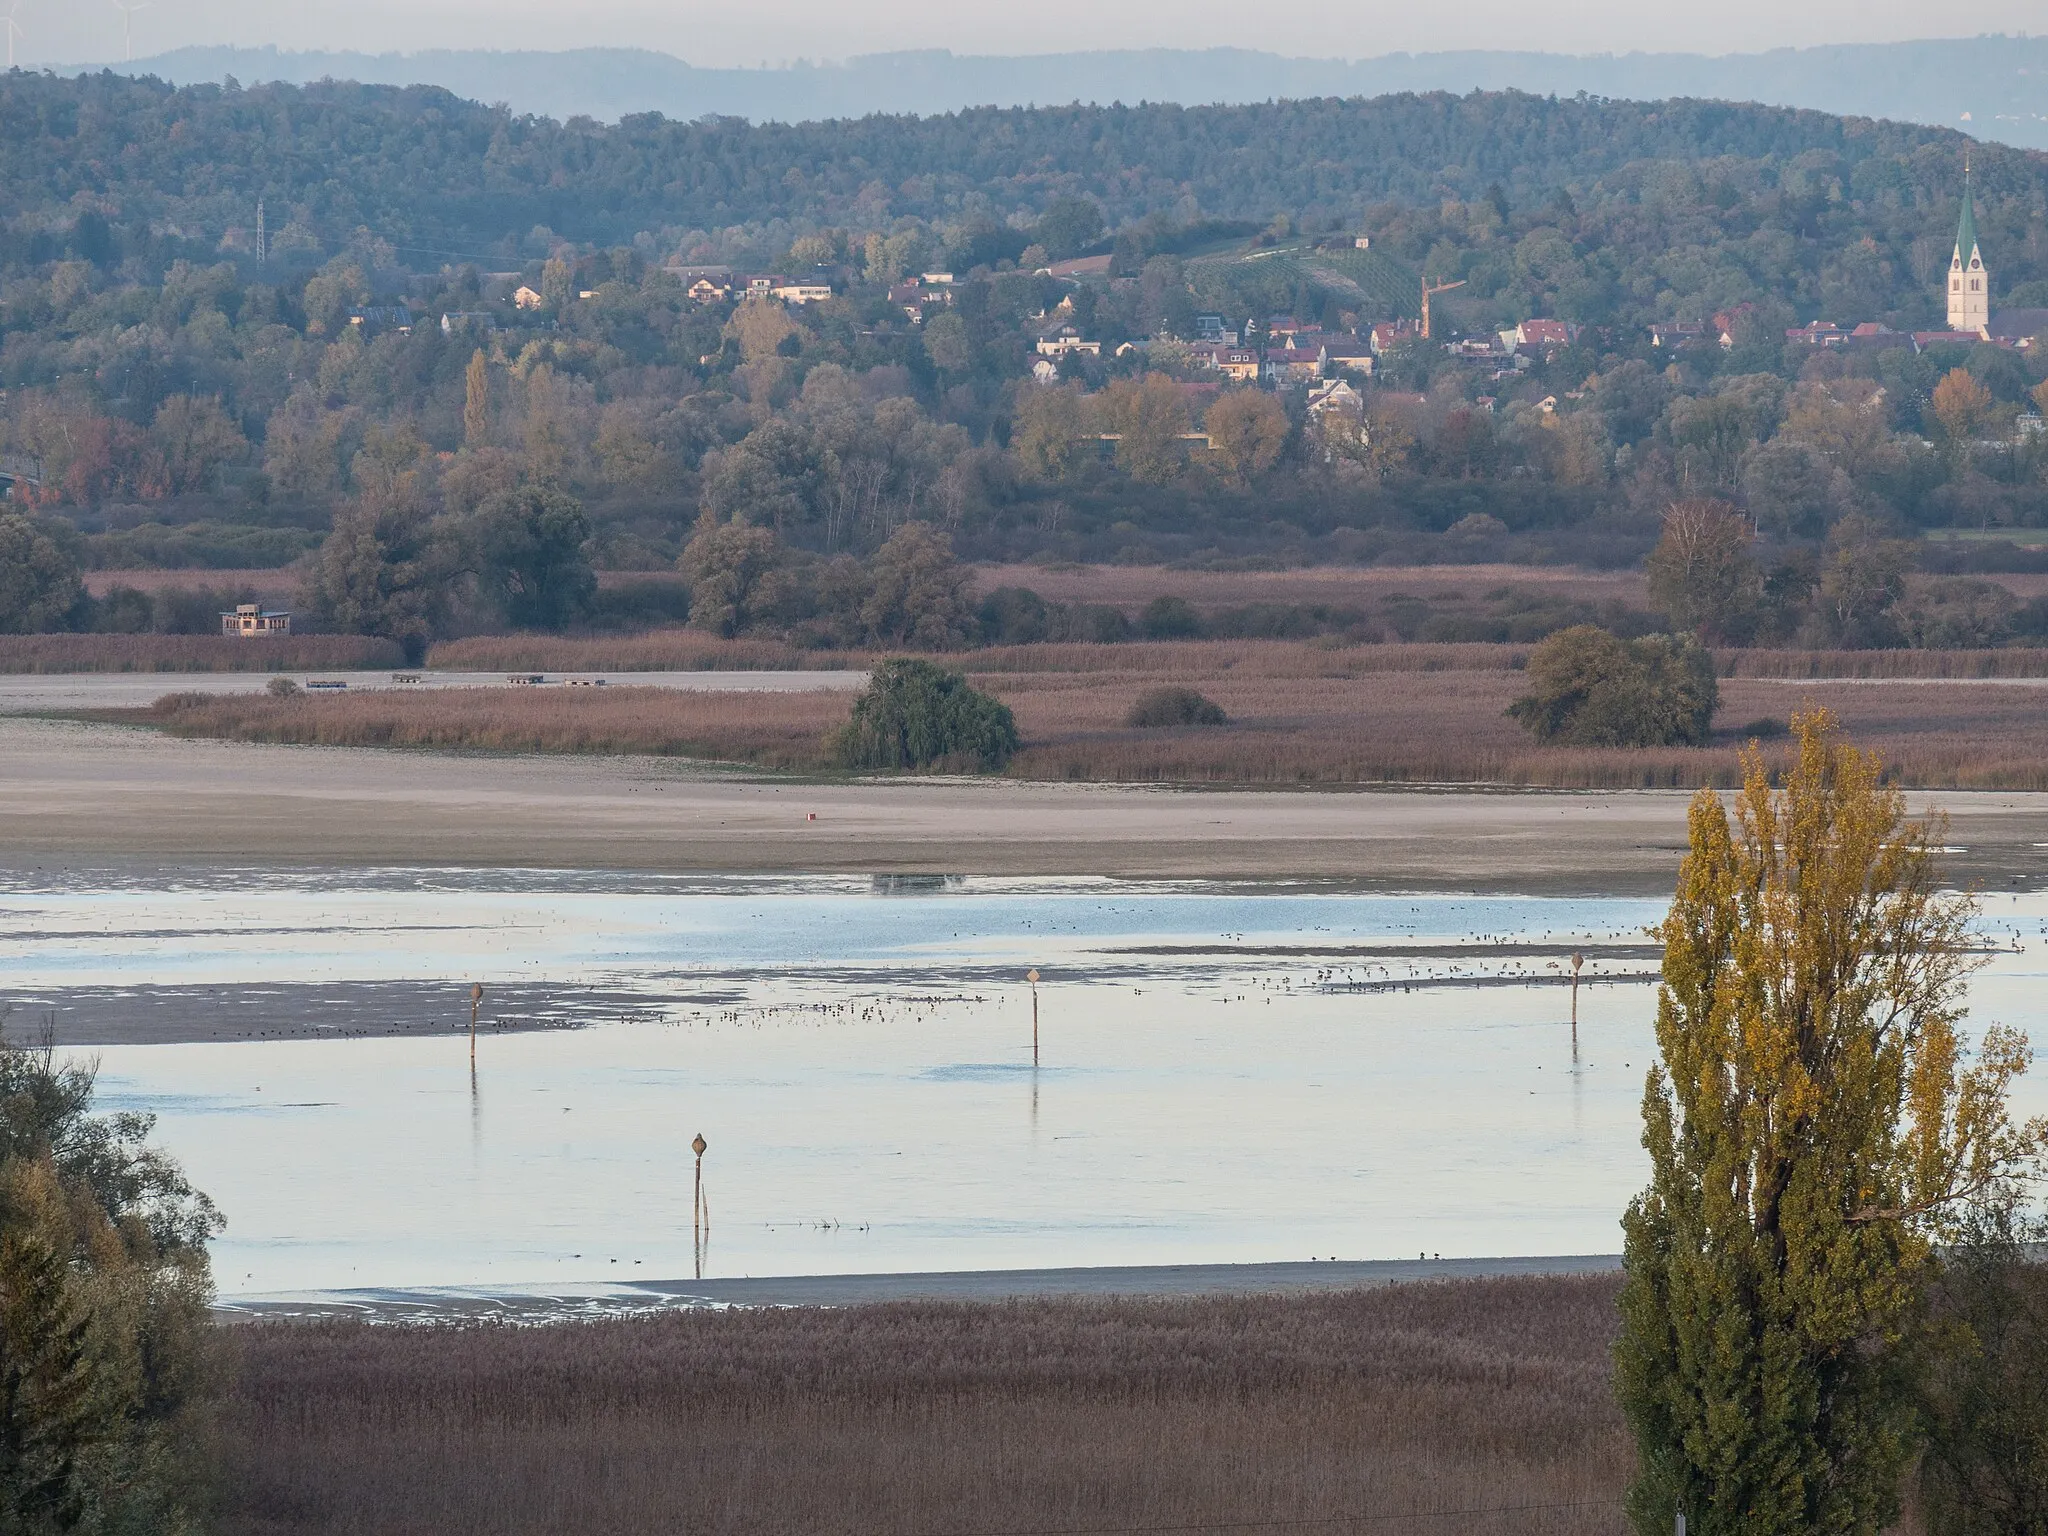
[136, 686, 848, 767]
[0, 634, 404, 674]
[81, 568, 297, 597]
[423, 632, 2048, 684]
[425, 631, 858, 672]
[991, 669, 2048, 789]
[427, 634, 1533, 677]
[122, 665, 2048, 789]
[1723, 649, 2048, 679]
[214, 1276, 1631, 1536]
[963, 639, 1533, 675]
[973, 561, 1654, 608]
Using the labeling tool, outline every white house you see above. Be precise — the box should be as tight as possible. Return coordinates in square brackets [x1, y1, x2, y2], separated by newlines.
[1035, 325, 1101, 358]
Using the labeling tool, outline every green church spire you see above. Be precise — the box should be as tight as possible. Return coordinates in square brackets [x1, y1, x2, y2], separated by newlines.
[1955, 162, 1979, 264]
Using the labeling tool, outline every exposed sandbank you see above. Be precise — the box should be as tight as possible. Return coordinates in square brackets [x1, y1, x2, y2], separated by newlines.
[6, 717, 2048, 891]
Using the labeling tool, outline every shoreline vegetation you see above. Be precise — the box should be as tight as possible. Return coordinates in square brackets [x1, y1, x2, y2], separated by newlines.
[213, 1274, 1631, 1536]
[18, 628, 2048, 680]
[102, 638, 2048, 790]
[0, 633, 407, 673]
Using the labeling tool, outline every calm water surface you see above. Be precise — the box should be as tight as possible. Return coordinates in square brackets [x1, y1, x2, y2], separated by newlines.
[4, 871, 2042, 1296]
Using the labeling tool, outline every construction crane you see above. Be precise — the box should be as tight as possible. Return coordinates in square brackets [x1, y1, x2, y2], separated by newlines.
[1421, 276, 1467, 340]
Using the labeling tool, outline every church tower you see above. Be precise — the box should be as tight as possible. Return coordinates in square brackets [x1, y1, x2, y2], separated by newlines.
[1948, 162, 1990, 333]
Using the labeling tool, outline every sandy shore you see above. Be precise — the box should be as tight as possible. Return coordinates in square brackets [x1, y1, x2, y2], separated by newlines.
[6, 717, 2048, 889]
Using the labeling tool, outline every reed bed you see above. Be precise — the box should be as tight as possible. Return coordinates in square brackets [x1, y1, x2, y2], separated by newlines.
[0, 634, 404, 674]
[1723, 648, 2048, 679]
[423, 631, 2048, 684]
[214, 1276, 1631, 1536]
[139, 686, 848, 767]
[994, 670, 2048, 789]
[963, 639, 1534, 676]
[82, 568, 297, 597]
[422, 634, 1534, 679]
[425, 632, 857, 672]
[973, 561, 1654, 607]
[121, 666, 2048, 789]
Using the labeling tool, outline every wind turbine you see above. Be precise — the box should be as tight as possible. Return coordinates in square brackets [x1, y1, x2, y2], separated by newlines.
[4, 3, 24, 71]
[112, 0, 149, 63]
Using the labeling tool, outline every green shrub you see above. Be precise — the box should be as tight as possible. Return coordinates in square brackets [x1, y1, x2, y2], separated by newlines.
[833, 658, 1018, 772]
[1126, 686, 1227, 727]
[978, 586, 1052, 645]
[0, 514, 86, 634]
[1506, 624, 1717, 747]
[1139, 595, 1203, 639]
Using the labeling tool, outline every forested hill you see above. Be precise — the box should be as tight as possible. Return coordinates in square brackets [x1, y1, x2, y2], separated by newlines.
[3, 70, 2040, 266]
[86, 38, 2048, 149]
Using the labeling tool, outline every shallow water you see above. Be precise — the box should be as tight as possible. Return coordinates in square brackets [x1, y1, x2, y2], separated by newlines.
[0, 668, 864, 713]
[5, 872, 2043, 1296]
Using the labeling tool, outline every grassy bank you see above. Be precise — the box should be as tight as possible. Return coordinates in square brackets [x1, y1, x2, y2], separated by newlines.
[215, 1276, 1629, 1536]
[0, 634, 406, 673]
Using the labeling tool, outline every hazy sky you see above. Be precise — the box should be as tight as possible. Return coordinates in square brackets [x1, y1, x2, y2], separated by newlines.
[20, 0, 2038, 71]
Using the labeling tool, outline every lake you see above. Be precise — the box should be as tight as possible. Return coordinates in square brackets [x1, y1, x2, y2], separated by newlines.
[3, 869, 2042, 1298]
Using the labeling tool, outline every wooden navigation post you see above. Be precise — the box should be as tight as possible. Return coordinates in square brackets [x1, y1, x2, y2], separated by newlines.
[1569, 952, 1584, 1040]
[469, 982, 483, 1065]
[1027, 968, 1040, 1068]
[691, 1132, 710, 1279]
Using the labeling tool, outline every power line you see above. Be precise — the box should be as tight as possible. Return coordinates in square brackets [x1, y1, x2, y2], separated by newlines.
[904, 1499, 1624, 1536]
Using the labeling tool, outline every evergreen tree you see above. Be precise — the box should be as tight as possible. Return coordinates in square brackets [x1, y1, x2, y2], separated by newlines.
[1617, 711, 2046, 1535]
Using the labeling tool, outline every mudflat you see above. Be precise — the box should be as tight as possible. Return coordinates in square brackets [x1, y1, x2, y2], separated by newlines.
[218, 1254, 1626, 1320]
[6, 717, 2048, 889]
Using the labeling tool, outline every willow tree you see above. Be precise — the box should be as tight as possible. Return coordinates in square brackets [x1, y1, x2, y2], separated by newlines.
[1617, 710, 2045, 1536]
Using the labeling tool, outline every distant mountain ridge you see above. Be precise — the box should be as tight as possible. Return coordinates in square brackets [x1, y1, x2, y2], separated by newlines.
[58, 37, 2048, 148]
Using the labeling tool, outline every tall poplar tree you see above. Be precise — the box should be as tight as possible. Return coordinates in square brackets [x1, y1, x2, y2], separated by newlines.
[463, 349, 491, 448]
[1617, 710, 2045, 1536]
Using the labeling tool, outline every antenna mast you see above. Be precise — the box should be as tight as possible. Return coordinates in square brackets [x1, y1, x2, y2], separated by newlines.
[255, 200, 265, 265]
